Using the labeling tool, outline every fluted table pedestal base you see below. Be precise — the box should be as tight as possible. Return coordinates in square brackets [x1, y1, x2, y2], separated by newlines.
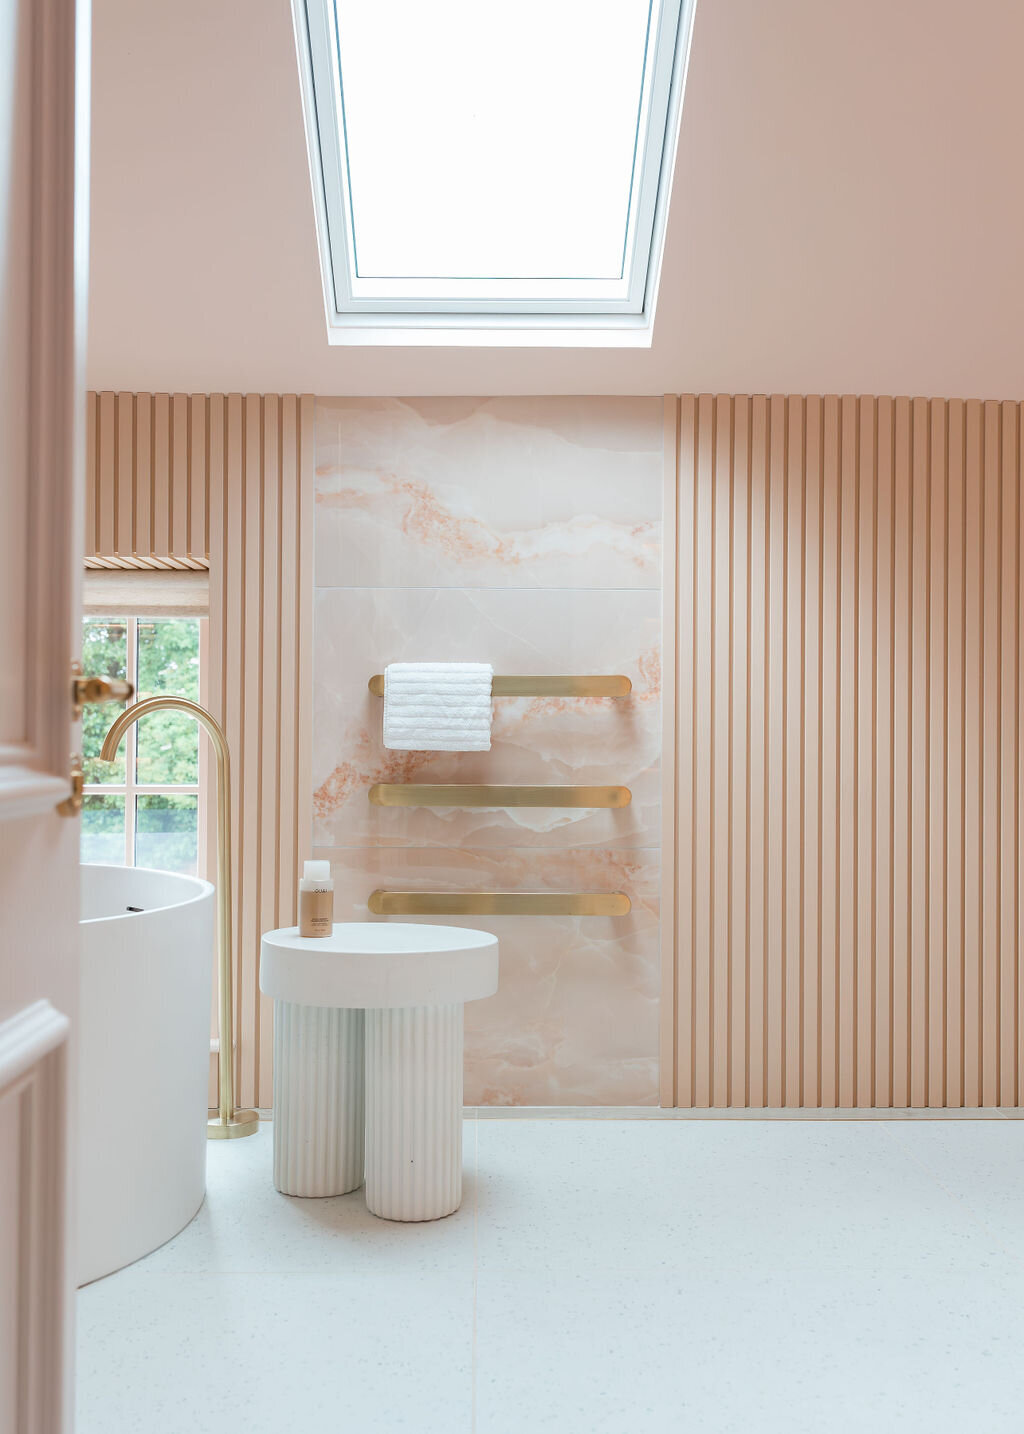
[261, 924, 498, 1222]
[365, 1003, 463, 1222]
[272, 1002, 365, 1197]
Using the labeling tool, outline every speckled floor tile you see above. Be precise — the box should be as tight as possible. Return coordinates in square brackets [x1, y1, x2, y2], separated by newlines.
[474, 1259, 1024, 1434]
[474, 1118, 1004, 1276]
[135, 1123, 475, 1276]
[77, 1116, 1024, 1434]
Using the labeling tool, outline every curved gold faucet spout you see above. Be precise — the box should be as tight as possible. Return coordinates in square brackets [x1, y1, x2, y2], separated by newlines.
[100, 696, 258, 1139]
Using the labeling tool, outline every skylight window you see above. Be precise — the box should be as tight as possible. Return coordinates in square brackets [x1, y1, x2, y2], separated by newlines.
[293, 0, 696, 341]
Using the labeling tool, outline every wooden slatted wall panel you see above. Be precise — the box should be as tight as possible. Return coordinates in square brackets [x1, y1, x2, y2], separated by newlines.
[85, 392, 209, 566]
[86, 391, 314, 1109]
[664, 394, 1023, 1107]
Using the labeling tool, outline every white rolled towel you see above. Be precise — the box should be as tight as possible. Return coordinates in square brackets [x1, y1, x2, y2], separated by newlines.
[382, 662, 494, 752]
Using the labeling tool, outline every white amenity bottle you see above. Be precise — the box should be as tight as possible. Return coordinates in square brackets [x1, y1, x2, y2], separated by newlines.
[298, 859, 334, 938]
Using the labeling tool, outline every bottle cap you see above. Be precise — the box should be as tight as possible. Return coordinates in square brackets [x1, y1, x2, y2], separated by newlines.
[303, 860, 331, 881]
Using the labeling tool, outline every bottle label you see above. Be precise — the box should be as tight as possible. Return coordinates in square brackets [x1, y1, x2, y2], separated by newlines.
[300, 887, 334, 938]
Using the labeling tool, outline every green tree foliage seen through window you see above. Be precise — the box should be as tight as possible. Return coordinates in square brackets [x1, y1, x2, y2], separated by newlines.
[81, 616, 202, 875]
[136, 620, 201, 784]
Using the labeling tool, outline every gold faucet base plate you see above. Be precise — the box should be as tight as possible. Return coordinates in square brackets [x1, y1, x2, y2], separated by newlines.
[207, 1111, 260, 1140]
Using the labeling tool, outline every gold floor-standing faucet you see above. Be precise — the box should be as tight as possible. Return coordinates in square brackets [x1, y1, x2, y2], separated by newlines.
[101, 697, 259, 1140]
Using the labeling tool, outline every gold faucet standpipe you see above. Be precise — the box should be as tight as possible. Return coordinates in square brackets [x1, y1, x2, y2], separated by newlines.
[100, 697, 259, 1140]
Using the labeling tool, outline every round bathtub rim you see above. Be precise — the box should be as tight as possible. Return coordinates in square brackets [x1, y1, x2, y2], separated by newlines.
[80, 862, 214, 926]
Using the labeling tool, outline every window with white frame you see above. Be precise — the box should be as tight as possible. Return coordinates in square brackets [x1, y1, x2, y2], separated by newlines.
[294, 0, 697, 340]
[80, 615, 205, 875]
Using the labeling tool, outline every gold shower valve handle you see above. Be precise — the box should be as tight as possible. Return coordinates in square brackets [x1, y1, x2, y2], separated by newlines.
[56, 755, 84, 818]
[71, 662, 134, 718]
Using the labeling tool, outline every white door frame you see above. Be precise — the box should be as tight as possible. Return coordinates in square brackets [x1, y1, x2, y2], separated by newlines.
[0, 0, 88, 820]
[0, 1003, 71, 1433]
[0, 0, 90, 1429]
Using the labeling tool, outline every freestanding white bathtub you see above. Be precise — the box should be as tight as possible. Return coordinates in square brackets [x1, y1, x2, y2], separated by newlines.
[78, 864, 214, 1285]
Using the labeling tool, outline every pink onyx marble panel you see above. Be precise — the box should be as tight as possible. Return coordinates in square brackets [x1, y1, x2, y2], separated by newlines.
[315, 846, 660, 1107]
[315, 397, 663, 590]
[313, 587, 660, 849]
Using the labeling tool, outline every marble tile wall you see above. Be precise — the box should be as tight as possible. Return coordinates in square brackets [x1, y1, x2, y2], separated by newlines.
[313, 397, 664, 1104]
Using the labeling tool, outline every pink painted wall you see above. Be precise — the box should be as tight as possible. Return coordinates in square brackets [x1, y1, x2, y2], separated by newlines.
[311, 398, 663, 1104]
[88, 0, 1024, 399]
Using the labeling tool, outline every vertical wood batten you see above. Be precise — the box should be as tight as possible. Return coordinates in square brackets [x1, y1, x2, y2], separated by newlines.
[675, 396, 698, 1106]
[909, 396, 930, 1107]
[765, 395, 786, 1106]
[152, 395, 171, 559]
[802, 397, 823, 1105]
[944, 400, 964, 1106]
[275, 395, 301, 1099]
[85, 392, 97, 556]
[239, 395, 264, 1105]
[982, 403, 996, 1102]
[730, 397, 751, 1107]
[97, 393, 116, 557]
[819, 396, 840, 1107]
[890, 396, 912, 1106]
[1018, 403, 1024, 1109]
[999, 402, 1019, 1106]
[962, 400, 983, 1105]
[712, 396, 733, 1105]
[257, 398, 282, 1104]
[746, 396, 768, 1106]
[667, 394, 1023, 1107]
[856, 396, 877, 1108]
[873, 396, 894, 1105]
[783, 397, 804, 1105]
[135, 393, 152, 558]
[927, 399, 948, 1106]
[85, 390, 314, 1111]
[660, 396, 680, 1106]
[115, 393, 133, 557]
[223, 394, 245, 1102]
[692, 395, 714, 1106]
[206, 395, 226, 1109]
[838, 395, 858, 1107]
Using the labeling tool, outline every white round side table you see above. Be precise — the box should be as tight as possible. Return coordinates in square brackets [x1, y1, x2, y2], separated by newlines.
[259, 923, 498, 1221]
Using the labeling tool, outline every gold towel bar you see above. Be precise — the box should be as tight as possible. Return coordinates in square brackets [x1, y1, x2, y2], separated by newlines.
[367, 673, 631, 698]
[369, 783, 631, 809]
[368, 890, 632, 917]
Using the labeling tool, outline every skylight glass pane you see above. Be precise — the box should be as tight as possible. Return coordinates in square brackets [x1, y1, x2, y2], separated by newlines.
[333, 0, 654, 282]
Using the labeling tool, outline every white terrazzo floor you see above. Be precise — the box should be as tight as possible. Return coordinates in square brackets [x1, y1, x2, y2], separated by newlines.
[77, 1114, 1024, 1433]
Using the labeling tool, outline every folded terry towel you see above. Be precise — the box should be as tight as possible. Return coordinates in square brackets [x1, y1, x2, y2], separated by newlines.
[382, 662, 494, 752]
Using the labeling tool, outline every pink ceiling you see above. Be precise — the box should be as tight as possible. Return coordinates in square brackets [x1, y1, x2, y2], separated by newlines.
[88, 0, 1024, 398]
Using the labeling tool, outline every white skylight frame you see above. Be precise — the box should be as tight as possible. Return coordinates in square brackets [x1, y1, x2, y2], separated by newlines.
[291, 0, 697, 344]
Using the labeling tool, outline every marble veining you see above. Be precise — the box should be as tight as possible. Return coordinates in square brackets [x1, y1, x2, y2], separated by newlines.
[315, 397, 662, 590]
[313, 586, 661, 850]
[312, 396, 664, 1104]
[315, 846, 660, 1108]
